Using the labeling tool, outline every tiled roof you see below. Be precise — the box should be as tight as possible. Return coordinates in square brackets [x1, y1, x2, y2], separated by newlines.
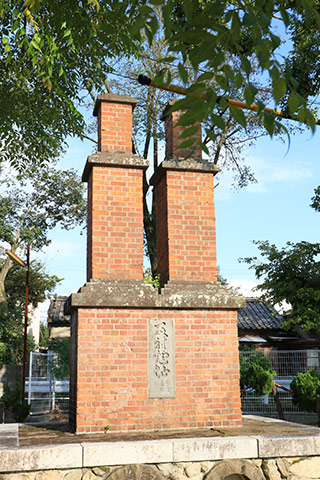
[47, 295, 69, 326]
[238, 298, 285, 331]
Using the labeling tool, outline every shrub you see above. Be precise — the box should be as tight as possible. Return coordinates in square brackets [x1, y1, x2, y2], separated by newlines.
[0, 383, 30, 422]
[291, 368, 320, 413]
[48, 338, 70, 380]
[240, 352, 276, 395]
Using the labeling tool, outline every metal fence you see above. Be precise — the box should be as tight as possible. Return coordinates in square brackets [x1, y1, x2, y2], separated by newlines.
[240, 349, 320, 418]
[25, 349, 320, 418]
[26, 351, 69, 415]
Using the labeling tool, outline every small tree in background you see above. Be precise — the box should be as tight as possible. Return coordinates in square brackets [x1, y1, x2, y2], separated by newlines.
[291, 369, 320, 426]
[0, 165, 86, 360]
[48, 338, 70, 380]
[241, 241, 320, 336]
[0, 259, 59, 363]
[240, 352, 275, 396]
[240, 350, 285, 420]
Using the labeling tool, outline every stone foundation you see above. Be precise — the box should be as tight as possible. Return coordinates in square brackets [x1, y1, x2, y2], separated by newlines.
[2, 457, 320, 480]
[2, 418, 320, 479]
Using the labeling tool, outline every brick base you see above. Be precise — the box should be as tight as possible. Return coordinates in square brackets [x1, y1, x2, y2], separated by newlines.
[70, 307, 242, 434]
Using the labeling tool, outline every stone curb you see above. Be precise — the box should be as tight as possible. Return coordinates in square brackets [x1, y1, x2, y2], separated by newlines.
[171, 436, 258, 462]
[256, 435, 320, 458]
[0, 444, 83, 472]
[2, 430, 320, 472]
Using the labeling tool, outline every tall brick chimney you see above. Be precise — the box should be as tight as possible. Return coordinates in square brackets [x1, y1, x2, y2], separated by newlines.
[163, 102, 203, 160]
[66, 94, 245, 434]
[95, 95, 134, 153]
[82, 94, 147, 281]
[151, 102, 218, 286]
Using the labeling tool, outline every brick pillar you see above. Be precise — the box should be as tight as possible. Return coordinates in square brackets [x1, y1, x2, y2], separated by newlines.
[163, 101, 203, 160]
[83, 94, 148, 281]
[151, 103, 219, 285]
[95, 95, 134, 153]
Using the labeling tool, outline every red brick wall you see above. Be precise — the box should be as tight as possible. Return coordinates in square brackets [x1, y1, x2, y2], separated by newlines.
[74, 308, 241, 434]
[86, 165, 144, 281]
[156, 170, 217, 284]
[69, 311, 78, 430]
[164, 111, 202, 159]
[98, 101, 133, 153]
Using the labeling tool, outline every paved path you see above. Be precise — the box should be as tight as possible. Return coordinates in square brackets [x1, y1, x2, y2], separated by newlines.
[18, 416, 319, 447]
[0, 417, 319, 474]
[0, 424, 18, 448]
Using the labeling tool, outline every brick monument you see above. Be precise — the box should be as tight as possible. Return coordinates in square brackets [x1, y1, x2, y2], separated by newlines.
[65, 93, 245, 434]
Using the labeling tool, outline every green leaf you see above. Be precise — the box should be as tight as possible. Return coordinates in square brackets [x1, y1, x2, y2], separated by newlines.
[229, 105, 247, 128]
[31, 40, 40, 50]
[144, 25, 153, 46]
[149, 14, 158, 35]
[243, 13, 256, 26]
[176, 108, 203, 127]
[63, 29, 71, 38]
[240, 54, 251, 77]
[178, 63, 188, 84]
[183, 0, 193, 19]
[305, 108, 316, 133]
[297, 109, 306, 123]
[223, 64, 234, 81]
[231, 12, 241, 39]
[273, 77, 287, 104]
[261, 11, 271, 27]
[201, 142, 209, 155]
[263, 112, 275, 136]
[244, 83, 257, 106]
[210, 114, 225, 130]
[154, 69, 165, 86]
[270, 33, 281, 50]
[159, 56, 177, 63]
[234, 73, 244, 89]
[197, 71, 214, 82]
[279, 7, 290, 26]
[205, 129, 217, 142]
[177, 138, 196, 149]
[179, 126, 199, 139]
[288, 91, 300, 114]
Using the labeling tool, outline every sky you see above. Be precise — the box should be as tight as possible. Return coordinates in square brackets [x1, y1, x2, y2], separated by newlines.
[35, 109, 320, 321]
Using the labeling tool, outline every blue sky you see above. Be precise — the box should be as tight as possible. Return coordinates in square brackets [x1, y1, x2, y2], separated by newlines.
[216, 128, 320, 288]
[35, 117, 320, 301]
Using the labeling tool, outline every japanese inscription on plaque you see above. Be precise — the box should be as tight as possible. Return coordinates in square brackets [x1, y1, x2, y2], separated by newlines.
[148, 318, 175, 398]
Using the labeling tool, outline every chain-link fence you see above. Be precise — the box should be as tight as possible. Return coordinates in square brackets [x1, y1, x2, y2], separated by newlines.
[26, 351, 69, 415]
[240, 349, 320, 419]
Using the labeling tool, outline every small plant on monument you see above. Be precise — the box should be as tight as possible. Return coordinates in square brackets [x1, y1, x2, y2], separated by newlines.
[0, 383, 30, 422]
[144, 269, 160, 289]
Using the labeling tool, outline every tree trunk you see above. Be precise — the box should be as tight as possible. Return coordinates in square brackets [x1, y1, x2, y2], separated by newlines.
[142, 94, 159, 280]
[0, 255, 12, 318]
[272, 382, 285, 421]
[0, 255, 12, 301]
[316, 394, 320, 427]
[143, 170, 158, 279]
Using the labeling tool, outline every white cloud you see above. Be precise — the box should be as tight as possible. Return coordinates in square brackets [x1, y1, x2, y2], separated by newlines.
[216, 153, 314, 199]
[228, 279, 261, 297]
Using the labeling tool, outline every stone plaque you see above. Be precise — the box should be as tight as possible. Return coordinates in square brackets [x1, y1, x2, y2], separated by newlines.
[148, 318, 175, 398]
